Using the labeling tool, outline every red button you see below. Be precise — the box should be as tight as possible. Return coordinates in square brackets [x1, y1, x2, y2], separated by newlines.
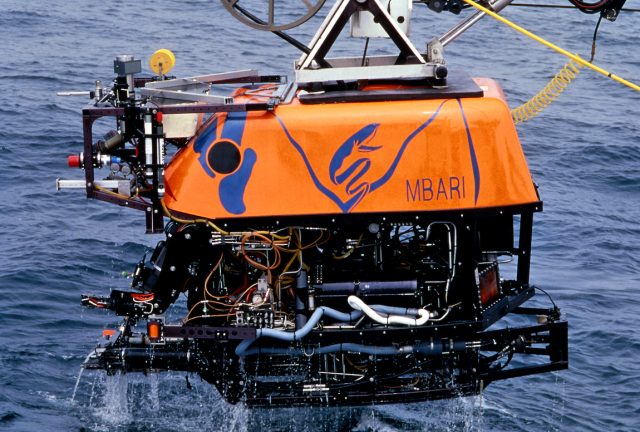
[68, 154, 81, 168]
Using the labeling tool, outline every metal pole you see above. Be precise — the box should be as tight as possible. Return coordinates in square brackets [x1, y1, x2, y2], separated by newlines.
[439, 0, 514, 47]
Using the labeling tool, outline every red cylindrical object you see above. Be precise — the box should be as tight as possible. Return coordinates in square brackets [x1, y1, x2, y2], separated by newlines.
[68, 154, 81, 168]
[155, 111, 163, 123]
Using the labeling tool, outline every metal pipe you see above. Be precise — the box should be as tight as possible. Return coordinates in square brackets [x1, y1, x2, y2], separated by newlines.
[439, 0, 515, 47]
[348, 295, 430, 326]
[56, 179, 126, 190]
[235, 305, 363, 356]
[239, 340, 451, 357]
[235, 301, 436, 356]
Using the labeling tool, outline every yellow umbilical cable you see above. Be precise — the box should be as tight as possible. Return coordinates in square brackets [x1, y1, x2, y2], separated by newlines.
[460, 0, 640, 123]
[160, 199, 229, 235]
[511, 60, 583, 124]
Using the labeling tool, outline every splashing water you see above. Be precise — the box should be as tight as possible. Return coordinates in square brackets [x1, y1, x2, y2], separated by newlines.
[94, 373, 131, 427]
[71, 351, 94, 402]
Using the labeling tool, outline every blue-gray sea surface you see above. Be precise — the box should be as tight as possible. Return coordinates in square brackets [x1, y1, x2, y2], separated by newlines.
[1, 1, 639, 430]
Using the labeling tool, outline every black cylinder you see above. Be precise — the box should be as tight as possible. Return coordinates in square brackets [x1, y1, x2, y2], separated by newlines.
[295, 270, 308, 330]
[315, 280, 417, 297]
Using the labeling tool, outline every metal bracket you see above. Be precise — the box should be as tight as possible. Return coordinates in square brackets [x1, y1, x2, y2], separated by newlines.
[141, 70, 286, 105]
[426, 38, 445, 64]
[56, 179, 131, 196]
[439, 0, 514, 47]
[295, 0, 440, 84]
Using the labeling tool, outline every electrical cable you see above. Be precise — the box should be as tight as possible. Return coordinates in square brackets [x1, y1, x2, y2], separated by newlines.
[203, 253, 225, 299]
[511, 60, 583, 124]
[533, 285, 559, 310]
[460, 0, 639, 125]
[590, 14, 604, 62]
[361, 37, 370, 67]
[333, 232, 364, 260]
[160, 199, 229, 235]
[461, 0, 640, 92]
[511, 5, 606, 123]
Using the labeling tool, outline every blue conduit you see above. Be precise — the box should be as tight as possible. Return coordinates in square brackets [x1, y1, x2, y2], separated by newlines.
[235, 302, 430, 356]
[235, 306, 361, 356]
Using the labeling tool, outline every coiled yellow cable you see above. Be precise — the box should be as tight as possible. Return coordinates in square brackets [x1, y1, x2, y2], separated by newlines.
[511, 60, 583, 124]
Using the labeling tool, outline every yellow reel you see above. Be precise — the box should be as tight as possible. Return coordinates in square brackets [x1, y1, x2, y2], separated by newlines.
[149, 49, 176, 76]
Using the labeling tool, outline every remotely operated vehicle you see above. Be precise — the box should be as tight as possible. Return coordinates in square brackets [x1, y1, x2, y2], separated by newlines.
[57, 0, 632, 406]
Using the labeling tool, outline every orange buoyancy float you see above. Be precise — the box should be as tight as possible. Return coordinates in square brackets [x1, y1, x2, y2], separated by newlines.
[163, 78, 538, 219]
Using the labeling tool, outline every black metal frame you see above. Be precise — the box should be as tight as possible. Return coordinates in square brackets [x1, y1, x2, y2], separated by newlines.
[73, 66, 567, 408]
[299, 0, 425, 67]
[79, 73, 283, 232]
[83, 302, 567, 406]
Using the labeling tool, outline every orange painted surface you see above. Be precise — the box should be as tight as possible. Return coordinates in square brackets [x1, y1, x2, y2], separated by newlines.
[163, 80, 538, 219]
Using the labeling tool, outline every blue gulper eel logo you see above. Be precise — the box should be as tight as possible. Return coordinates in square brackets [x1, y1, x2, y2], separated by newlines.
[275, 99, 479, 213]
[328, 123, 382, 211]
[195, 99, 479, 214]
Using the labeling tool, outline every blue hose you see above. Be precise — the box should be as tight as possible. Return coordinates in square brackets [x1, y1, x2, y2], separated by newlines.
[235, 306, 361, 356]
[235, 303, 428, 356]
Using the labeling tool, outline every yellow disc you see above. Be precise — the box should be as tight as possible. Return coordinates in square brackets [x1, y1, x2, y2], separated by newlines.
[149, 49, 176, 75]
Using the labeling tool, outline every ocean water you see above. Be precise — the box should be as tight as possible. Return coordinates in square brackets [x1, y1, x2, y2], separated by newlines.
[0, 1, 639, 430]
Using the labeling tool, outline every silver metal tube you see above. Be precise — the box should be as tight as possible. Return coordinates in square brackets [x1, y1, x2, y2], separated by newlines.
[439, 0, 514, 47]
[56, 91, 91, 97]
[144, 112, 153, 179]
[56, 179, 124, 190]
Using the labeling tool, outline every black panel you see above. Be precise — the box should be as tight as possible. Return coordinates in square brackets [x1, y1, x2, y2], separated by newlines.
[299, 71, 483, 104]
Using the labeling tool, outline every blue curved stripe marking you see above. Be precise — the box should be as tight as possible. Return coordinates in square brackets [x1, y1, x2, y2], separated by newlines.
[219, 148, 257, 215]
[370, 100, 448, 192]
[193, 112, 249, 181]
[221, 111, 248, 146]
[274, 114, 354, 212]
[456, 99, 480, 205]
[194, 119, 218, 153]
[194, 119, 219, 178]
